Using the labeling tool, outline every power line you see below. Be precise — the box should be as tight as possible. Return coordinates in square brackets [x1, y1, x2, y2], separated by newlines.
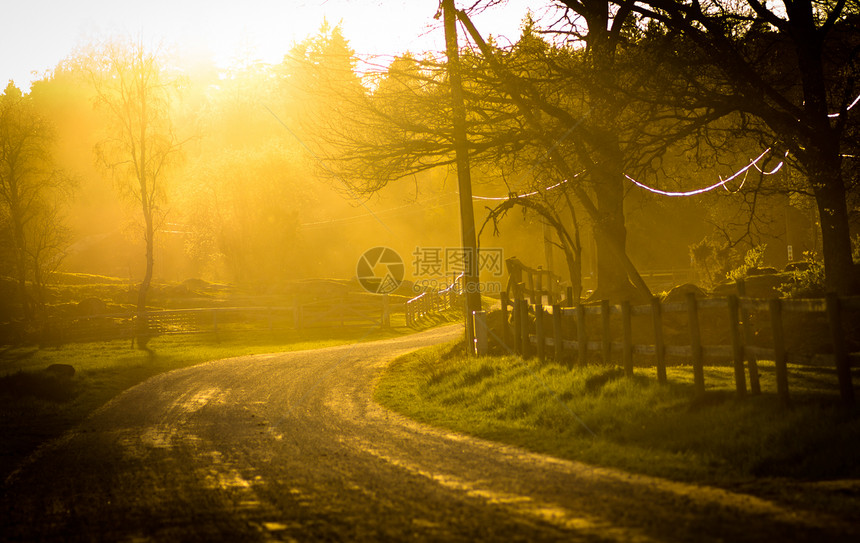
[828, 92, 860, 118]
[624, 148, 784, 197]
[294, 143, 795, 229]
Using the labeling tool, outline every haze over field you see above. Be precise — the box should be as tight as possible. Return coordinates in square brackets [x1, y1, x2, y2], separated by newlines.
[0, 0, 855, 322]
[1, 2, 858, 539]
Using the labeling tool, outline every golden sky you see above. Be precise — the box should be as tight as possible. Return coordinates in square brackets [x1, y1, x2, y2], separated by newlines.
[1, 0, 535, 89]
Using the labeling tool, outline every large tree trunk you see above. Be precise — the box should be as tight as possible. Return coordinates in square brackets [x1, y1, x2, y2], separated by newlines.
[582, 2, 648, 303]
[791, 12, 856, 295]
[811, 160, 857, 295]
[138, 211, 154, 313]
[592, 170, 636, 299]
[588, 136, 645, 302]
[135, 206, 154, 351]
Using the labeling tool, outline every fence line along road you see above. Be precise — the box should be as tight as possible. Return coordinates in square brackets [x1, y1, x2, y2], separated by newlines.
[500, 287, 858, 405]
[37, 294, 404, 345]
[405, 273, 464, 327]
[26, 276, 470, 346]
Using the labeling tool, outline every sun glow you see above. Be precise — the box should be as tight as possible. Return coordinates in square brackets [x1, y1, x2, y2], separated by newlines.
[2, 0, 532, 89]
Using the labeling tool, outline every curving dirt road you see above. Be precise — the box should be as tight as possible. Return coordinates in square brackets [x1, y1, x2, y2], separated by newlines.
[1, 324, 857, 542]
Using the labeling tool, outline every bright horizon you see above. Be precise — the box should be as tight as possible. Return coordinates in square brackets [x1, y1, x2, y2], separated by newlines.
[1, 0, 537, 90]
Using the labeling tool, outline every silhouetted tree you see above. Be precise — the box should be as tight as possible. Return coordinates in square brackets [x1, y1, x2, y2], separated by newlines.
[0, 82, 70, 320]
[83, 40, 186, 323]
[621, 0, 860, 294]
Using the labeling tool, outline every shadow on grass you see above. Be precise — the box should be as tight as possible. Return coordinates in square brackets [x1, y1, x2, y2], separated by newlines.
[584, 367, 626, 392]
[0, 371, 79, 402]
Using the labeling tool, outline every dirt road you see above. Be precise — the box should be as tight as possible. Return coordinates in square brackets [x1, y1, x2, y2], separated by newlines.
[1, 324, 856, 541]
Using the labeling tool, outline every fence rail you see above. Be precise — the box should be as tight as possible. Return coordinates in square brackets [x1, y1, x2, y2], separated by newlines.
[33, 294, 397, 345]
[405, 273, 464, 326]
[500, 289, 858, 404]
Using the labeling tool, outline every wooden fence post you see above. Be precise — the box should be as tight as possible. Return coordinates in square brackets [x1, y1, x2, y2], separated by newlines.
[552, 304, 564, 363]
[737, 279, 761, 394]
[622, 301, 634, 378]
[826, 292, 854, 405]
[769, 298, 790, 405]
[474, 310, 488, 356]
[535, 304, 546, 361]
[576, 303, 588, 367]
[527, 272, 536, 305]
[651, 297, 666, 384]
[513, 298, 523, 355]
[500, 292, 511, 349]
[536, 274, 543, 305]
[686, 292, 705, 394]
[727, 295, 747, 397]
[601, 300, 612, 364]
[520, 300, 532, 359]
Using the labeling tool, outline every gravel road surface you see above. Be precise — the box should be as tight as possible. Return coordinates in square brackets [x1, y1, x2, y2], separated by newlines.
[2, 324, 856, 541]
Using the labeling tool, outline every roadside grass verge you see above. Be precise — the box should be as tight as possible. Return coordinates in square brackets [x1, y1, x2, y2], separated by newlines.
[375, 342, 860, 512]
[0, 310, 457, 481]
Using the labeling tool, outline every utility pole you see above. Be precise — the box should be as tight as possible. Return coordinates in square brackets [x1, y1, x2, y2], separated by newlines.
[442, 0, 481, 349]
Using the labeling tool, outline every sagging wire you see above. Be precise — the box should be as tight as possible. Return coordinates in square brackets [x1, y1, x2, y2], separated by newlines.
[471, 172, 582, 201]
[298, 172, 577, 229]
[474, 144, 788, 202]
[752, 150, 788, 175]
[299, 143, 789, 229]
[828, 93, 860, 118]
[624, 148, 784, 197]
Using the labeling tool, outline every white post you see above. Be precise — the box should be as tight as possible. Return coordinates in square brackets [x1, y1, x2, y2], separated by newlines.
[473, 310, 488, 356]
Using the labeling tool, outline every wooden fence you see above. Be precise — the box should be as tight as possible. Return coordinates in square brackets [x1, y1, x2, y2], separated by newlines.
[405, 273, 464, 326]
[505, 258, 562, 305]
[298, 293, 391, 328]
[500, 290, 858, 404]
[637, 269, 694, 290]
[37, 293, 396, 345]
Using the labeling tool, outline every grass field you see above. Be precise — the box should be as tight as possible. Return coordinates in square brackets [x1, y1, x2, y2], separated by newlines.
[0, 310, 458, 481]
[375, 342, 860, 514]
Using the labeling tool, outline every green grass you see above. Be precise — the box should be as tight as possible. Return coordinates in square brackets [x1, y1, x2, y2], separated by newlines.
[375, 343, 860, 512]
[0, 310, 459, 480]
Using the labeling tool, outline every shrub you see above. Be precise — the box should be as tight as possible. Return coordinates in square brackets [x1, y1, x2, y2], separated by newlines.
[726, 244, 767, 282]
[778, 251, 825, 298]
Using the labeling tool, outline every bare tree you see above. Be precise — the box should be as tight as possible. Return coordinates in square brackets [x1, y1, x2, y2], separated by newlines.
[300, 14, 654, 302]
[84, 40, 185, 340]
[480, 188, 585, 301]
